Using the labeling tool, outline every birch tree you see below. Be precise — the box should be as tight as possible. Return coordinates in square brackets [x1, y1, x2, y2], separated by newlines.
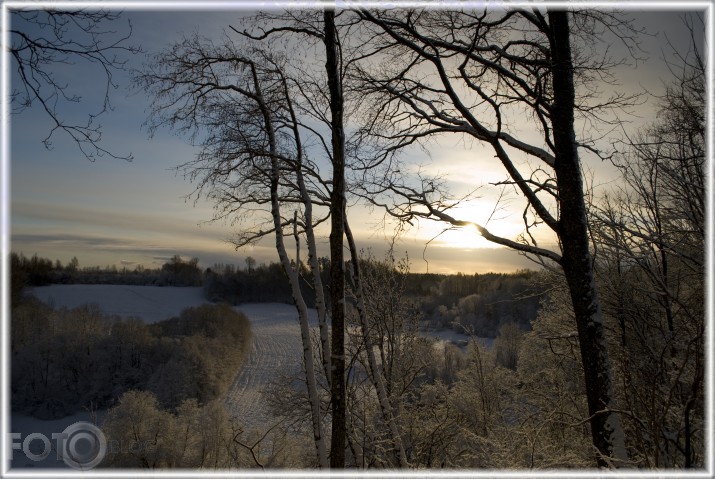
[138, 37, 331, 468]
[240, 11, 409, 466]
[351, 8, 642, 466]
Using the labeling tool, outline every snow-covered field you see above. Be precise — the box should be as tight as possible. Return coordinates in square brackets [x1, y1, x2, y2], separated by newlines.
[28, 287, 475, 426]
[30, 284, 207, 323]
[24, 285, 312, 431]
[225, 303, 317, 428]
[13, 284, 474, 468]
[14, 285, 310, 468]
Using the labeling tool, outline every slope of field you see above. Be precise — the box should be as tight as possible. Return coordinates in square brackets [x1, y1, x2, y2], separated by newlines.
[27, 285, 308, 432]
[224, 303, 316, 429]
[25, 285, 472, 435]
[30, 284, 207, 323]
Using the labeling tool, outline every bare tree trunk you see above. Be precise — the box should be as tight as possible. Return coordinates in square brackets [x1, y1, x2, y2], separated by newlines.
[298, 171, 332, 387]
[257, 65, 328, 469]
[324, 8, 347, 468]
[549, 11, 627, 467]
[280, 74, 332, 384]
[137, 26, 338, 469]
[270, 155, 328, 470]
[344, 219, 408, 467]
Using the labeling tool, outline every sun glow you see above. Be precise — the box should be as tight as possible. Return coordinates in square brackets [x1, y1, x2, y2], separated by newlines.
[421, 222, 509, 251]
[407, 196, 559, 255]
[411, 198, 521, 250]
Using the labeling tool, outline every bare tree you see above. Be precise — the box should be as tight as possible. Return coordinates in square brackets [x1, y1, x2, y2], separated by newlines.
[9, 8, 139, 160]
[493, 323, 523, 371]
[244, 256, 256, 273]
[141, 10, 422, 466]
[344, 231, 409, 466]
[324, 9, 348, 467]
[350, 8, 643, 466]
[138, 36, 331, 467]
[238, 11, 408, 466]
[591, 21, 705, 466]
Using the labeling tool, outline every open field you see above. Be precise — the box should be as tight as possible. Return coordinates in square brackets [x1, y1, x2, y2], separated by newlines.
[11, 284, 477, 469]
[26, 285, 316, 431]
[19, 285, 470, 433]
[223, 303, 317, 428]
[30, 284, 208, 323]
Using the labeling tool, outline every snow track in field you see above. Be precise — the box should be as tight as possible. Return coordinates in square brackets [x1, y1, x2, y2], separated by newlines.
[223, 303, 313, 429]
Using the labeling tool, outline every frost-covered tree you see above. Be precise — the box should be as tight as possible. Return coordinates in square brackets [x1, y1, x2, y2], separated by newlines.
[138, 28, 339, 467]
[350, 9, 643, 465]
[592, 21, 705, 466]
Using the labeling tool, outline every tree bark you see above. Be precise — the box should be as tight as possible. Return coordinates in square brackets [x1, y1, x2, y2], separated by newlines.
[255, 63, 328, 469]
[548, 11, 627, 467]
[324, 8, 347, 468]
[280, 73, 332, 385]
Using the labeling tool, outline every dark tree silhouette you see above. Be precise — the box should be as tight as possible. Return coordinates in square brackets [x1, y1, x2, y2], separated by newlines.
[324, 8, 348, 468]
[351, 8, 645, 466]
[9, 8, 139, 160]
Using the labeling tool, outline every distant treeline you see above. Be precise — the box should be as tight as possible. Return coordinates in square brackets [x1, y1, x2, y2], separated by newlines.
[10, 252, 202, 295]
[205, 261, 545, 338]
[11, 298, 251, 419]
[12, 252, 543, 338]
[203, 260, 322, 306]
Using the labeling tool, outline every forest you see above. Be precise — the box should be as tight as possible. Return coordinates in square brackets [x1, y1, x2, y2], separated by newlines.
[11, 294, 252, 419]
[8, 5, 706, 472]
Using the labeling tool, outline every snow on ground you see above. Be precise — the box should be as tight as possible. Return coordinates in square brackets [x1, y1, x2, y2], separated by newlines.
[22, 285, 487, 440]
[27, 285, 312, 432]
[224, 303, 315, 429]
[30, 284, 207, 323]
[13, 285, 314, 468]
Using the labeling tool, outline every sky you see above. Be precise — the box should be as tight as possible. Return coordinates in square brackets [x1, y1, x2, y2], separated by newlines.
[4, 3, 709, 274]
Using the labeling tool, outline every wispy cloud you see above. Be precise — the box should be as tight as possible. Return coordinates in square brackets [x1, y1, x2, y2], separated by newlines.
[12, 232, 183, 256]
[10, 230, 277, 270]
[12, 201, 220, 239]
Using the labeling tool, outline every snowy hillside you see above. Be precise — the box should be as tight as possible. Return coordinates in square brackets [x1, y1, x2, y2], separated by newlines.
[31, 284, 207, 323]
[26, 285, 470, 432]
[28, 285, 309, 431]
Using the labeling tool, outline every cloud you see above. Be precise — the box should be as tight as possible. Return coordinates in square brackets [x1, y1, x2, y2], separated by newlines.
[12, 233, 148, 250]
[10, 230, 276, 270]
[11, 226, 541, 274]
[11, 233, 183, 260]
[12, 201, 219, 240]
[12, 182, 551, 273]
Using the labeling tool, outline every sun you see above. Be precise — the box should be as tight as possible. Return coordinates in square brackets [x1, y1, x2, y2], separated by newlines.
[412, 199, 526, 251]
[429, 225, 492, 250]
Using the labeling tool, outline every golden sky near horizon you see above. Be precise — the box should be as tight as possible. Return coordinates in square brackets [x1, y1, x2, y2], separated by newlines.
[7, 7, 707, 274]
